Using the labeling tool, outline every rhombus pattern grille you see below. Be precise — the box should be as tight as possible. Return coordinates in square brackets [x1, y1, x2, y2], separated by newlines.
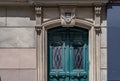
[52, 46, 62, 69]
[74, 46, 83, 69]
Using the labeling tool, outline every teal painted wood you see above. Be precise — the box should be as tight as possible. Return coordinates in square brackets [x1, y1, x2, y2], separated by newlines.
[48, 26, 89, 81]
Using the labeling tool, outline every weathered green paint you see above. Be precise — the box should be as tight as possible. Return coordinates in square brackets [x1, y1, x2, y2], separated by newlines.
[48, 26, 89, 81]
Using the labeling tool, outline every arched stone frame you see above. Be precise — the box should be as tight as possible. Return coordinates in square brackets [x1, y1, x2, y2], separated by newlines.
[40, 18, 98, 81]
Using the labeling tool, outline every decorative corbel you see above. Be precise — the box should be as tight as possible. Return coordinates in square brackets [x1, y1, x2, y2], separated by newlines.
[94, 5, 102, 34]
[95, 6, 101, 15]
[60, 6, 76, 27]
[35, 6, 42, 34]
[35, 26, 42, 35]
[35, 6, 42, 15]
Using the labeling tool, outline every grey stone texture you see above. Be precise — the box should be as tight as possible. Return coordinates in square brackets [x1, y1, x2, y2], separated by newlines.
[0, 28, 36, 47]
[0, 7, 6, 26]
[0, 49, 36, 68]
[0, 7, 37, 81]
[43, 8, 59, 21]
[101, 27, 107, 47]
[6, 7, 35, 26]
[101, 69, 107, 81]
[76, 8, 93, 21]
[101, 48, 107, 68]
[0, 70, 37, 81]
[0, 7, 36, 27]
[101, 7, 107, 27]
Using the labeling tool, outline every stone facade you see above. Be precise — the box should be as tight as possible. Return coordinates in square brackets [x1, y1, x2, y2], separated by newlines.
[0, 1, 108, 81]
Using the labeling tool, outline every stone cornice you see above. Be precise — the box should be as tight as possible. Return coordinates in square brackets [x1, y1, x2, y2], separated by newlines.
[110, 0, 120, 3]
[0, 0, 108, 6]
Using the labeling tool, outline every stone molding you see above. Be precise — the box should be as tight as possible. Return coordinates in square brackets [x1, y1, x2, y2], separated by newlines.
[0, 0, 108, 6]
[35, 5, 105, 81]
[42, 18, 93, 29]
[110, 0, 120, 3]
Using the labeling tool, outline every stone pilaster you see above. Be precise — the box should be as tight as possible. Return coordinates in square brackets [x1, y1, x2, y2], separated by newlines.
[35, 6, 43, 81]
[94, 5, 102, 81]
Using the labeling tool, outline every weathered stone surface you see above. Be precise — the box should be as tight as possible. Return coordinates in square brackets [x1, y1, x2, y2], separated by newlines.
[0, 28, 35, 47]
[0, 49, 36, 68]
[0, 70, 37, 81]
[0, 0, 108, 6]
[19, 70, 37, 81]
[101, 7, 107, 27]
[34, 0, 108, 4]
[76, 8, 93, 21]
[0, 70, 19, 81]
[101, 48, 107, 68]
[43, 8, 59, 21]
[0, 8, 6, 26]
[7, 7, 35, 26]
[0, 0, 109, 3]
[20, 49, 36, 68]
[101, 69, 107, 81]
[101, 28, 107, 47]
[0, 0, 27, 2]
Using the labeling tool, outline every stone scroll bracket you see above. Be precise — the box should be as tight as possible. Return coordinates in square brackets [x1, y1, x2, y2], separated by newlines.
[60, 6, 76, 27]
[94, 5, 102, 34]
[35, 26, 42, 35]
[35, 6, 43, 33]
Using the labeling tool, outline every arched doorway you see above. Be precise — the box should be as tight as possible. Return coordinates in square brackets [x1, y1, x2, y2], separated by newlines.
[47, 26, 89, 81]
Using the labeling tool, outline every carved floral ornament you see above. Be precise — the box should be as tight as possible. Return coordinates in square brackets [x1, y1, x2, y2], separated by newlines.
[35, 6, 42, 15]
[60, 7, 76, 27]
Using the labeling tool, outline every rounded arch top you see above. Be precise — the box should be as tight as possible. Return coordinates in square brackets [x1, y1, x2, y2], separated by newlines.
[42, 18, 94, 30]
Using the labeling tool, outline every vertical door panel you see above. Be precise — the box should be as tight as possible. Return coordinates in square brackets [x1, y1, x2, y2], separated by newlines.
[48, 30, 66, 78]
[69, 28, 88, 79]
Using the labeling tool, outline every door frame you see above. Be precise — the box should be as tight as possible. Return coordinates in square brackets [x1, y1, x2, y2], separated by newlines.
[47, 27, 89, 81]
[39, 18, 100, 81]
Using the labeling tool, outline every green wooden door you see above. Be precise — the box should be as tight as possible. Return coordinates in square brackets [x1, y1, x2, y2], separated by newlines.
[48, 27, 88, 81]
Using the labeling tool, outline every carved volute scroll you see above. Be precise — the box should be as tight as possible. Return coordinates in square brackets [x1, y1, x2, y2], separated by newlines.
[94, 5, 102, 34]
[60, 6, 76, 27]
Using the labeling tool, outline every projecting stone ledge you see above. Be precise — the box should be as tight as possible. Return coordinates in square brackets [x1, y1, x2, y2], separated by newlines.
[0, 0, 108, 6]
[110, 0, 120, 3]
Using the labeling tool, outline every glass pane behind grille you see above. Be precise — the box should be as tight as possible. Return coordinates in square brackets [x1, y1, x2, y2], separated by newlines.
[73, 45, 83, 69]
[52, 46, 62, 69]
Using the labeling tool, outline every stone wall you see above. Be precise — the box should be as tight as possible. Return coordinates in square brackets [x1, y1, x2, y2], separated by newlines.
[0, 6, 37, 81]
